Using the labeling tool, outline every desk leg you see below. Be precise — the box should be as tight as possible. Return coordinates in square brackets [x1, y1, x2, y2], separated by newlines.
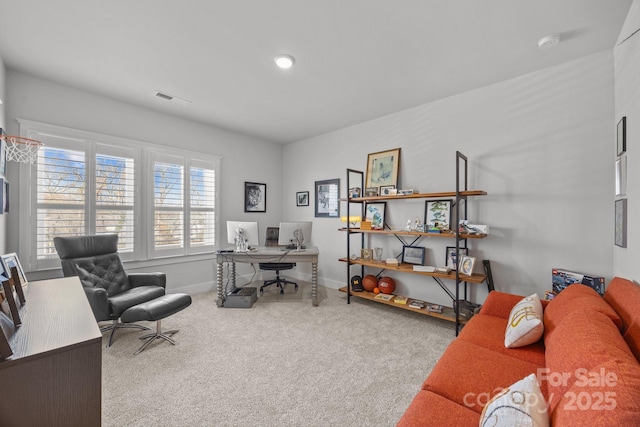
[312, 262, 318, 307]
[216, 261, 224, 307]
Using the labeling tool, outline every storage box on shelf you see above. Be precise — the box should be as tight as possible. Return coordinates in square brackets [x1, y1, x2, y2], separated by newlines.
[339, 152, 488, 334]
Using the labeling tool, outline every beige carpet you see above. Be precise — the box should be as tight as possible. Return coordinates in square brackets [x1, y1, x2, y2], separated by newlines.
[101, 284, 455, 427]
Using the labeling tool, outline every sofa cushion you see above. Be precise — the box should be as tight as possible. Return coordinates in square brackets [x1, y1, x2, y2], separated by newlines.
[505, 293, 544, 348]
[603, 277, 640, 361]
[543, 308, 638, 414]
[458, 314, 545, 366]
[423, 339, 544, 414]
[543, 283, 621, 340]
[479, 373, 549, 427]
[396, 390, 479, 427]
[480, 290, 550, 319]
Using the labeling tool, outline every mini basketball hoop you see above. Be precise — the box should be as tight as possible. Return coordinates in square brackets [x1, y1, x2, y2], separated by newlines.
[0, 135, 44, 164]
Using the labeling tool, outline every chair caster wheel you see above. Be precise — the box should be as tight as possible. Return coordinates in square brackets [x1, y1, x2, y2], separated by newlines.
[280, 289, 284, 294]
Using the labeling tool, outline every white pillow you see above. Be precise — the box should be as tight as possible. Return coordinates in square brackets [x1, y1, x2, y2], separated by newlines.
[480, 373, 549, 427]
[504, 293, 544, 348]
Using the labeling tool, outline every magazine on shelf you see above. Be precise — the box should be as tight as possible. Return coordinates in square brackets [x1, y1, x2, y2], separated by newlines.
[426, 304, 443, 313]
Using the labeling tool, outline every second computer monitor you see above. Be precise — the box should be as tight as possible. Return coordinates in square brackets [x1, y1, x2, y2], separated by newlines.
[278, 221, 312, 248]
[226, 221, 260, 247]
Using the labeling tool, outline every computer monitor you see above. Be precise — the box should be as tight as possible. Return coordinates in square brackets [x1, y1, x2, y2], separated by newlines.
[278, 221, 312, 249]
[226, 221, 260, 249]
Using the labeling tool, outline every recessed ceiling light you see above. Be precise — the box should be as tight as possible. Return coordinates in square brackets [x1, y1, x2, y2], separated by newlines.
[537, 34, 560, 50]
[274, 54, 295, 69]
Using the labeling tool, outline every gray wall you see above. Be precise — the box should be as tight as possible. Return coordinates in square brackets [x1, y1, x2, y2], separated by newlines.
[284, 51, 616, 306]
[614, 0, 640, 280]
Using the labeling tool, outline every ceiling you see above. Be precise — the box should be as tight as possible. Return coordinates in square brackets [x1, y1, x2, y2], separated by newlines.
[0, 1, 633, 144]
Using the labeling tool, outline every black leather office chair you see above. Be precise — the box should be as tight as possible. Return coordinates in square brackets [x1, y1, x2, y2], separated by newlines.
[259, 227, 298, 294]
[53, 234, 166, 346]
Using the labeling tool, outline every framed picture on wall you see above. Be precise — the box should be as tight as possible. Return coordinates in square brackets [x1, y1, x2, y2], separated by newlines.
[315, 179, 340, 217]
[296, 191, 309, 206]
[244, 182, 266, 212]
[615, 198, 627, 248]
[617, 116, 626, 156]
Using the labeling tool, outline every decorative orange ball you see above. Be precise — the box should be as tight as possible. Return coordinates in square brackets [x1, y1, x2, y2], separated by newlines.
[362, 274, 378, 292]
[378, 276, 396, 294]
[373, 287, 381, 294]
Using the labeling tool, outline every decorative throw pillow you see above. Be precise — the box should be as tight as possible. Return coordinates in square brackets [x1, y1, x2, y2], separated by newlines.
[480, 373, 549, 427]
[504, 293, 543, 348]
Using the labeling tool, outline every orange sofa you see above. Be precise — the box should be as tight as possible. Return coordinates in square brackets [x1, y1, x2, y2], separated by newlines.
[397, 277, 640, 426]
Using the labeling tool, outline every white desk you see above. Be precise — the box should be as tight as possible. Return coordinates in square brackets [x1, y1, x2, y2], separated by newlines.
[215, 247, 319, 307]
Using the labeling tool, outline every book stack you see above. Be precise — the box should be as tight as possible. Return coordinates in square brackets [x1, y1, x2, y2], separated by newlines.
[409, 299, 425, 309]
[426, 304, 443, 313]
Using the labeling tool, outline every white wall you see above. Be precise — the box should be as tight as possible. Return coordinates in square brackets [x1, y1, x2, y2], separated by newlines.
[5, 71, 284, 293]
[284, 51, 616, 306]
[614, 0, 640, 280]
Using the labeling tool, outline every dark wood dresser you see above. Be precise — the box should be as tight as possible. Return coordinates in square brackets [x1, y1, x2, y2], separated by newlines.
[0, 276, 102, 426]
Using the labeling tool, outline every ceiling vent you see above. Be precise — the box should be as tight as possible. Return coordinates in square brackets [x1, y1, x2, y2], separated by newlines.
[155, 91, 174, 101]
[154, 91, 191, 106]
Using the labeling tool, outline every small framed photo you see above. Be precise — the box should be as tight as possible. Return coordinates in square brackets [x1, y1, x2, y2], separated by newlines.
[617, 116, 626, 156]
[445, 247, 468, 271]
[296, 191, 309, 206]
[1, 253, 27, 288]
[315, 178, 340, 217]
[615, 198, 627, 248]
[361, 248, 373, 261]
[364, 187, 378, 197]
[349, 187, 361, 199]
[425, 199, 452, 230]
[459, 255, 476, 276]
[379, 185, 396, 196]
[402, 246, 425, 265]
[244, 182, 266, 212]
[365, 148, 400, 189]
[364, 202, 386, 230]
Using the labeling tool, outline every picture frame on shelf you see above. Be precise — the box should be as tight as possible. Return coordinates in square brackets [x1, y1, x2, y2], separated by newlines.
[425, 199, 452, 230]
[296, 191, 309, 206]
[445, 246, 468, 271]
[364, 202, 386, 230]
[615, 198, 627, 248]
[402, 246, 425, 265]
[364, 187, 378, 197]
[1, 275, 21, 327]
[379, 185, 396, 196]
[244, 181, 266, 212]
[360, 248, 373, 261]
[459, 255, 476, 276]
[315, 178, 340, 217]
[348, 187, 361, 199]
[365, 148, 400, 189]
[617, 116, 626, 156]
[1, 252, 28, 288]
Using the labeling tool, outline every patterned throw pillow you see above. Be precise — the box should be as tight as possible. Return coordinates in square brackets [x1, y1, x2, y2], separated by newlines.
[504, 293, 544, 348]
[480, 373, 549, 427]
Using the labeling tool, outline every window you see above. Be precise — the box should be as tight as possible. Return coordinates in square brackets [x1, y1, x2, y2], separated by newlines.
[19, 120, 219, 271]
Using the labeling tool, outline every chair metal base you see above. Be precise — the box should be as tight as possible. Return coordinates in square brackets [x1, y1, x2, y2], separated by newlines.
[260, 276, 298, 294]
[133, 319, 179, 355]
[101, 320, 151, 348]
